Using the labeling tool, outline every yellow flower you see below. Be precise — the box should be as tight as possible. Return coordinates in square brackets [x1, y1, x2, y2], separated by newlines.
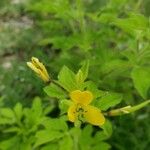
[68, 90, 105, 126]
[27, 57, 50, 82]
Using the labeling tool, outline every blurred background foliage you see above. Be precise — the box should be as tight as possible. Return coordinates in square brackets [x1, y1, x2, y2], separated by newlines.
[0, 0, 150, 149]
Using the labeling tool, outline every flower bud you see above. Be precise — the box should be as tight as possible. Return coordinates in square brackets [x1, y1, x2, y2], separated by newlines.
[27, 57, 50, 83]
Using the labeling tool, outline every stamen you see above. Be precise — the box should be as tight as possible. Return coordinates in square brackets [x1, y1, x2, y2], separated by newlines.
[75, 104, 86, 122]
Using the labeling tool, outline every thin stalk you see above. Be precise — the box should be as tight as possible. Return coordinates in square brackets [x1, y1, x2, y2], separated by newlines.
[104, 100, 150, 116]
[49, 80, 69, 94]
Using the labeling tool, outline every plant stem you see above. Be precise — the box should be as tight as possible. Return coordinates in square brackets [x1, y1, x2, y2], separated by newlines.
[105, 100, 150, 116]
[47, 79, 69, 94]
[74, 126, 81, 150]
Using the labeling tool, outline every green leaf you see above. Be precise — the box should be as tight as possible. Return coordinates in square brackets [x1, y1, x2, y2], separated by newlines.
[3, 127, 20, 133]
[0, 118, 15, 125]
[0, 136, 19, 150]
[80, 60, 89, 81]
[93, 142, 111, 150]
[14, 103, 23, 121]
[23, 98, 44, 130]
[79, 125, 93, 148]
[43, 105, 54, 115]
[41, 143, 58, 150]
[34, 130, 64, 148]
[44, 83, 66, 99]
[91, 121, 112, 146]
[79, 124, 112, 150]
[58, 66, 78, 91]
[76, 70, 84, 86]
[85, 81, 105, 99]
[94, 131, 110, 142]
[75, 60, 89, 89]
[32, 97, 42, 117]
[59, 99, 71, 115]
[101, 120, 113, 138]
[131, 67, 150, 99]
[114, 13, 148, 35]
[59, 135, 73, 150]
[42, 118, 68, 132]
[0, 108, 15, 119]
[96, 92, 123, 111]
[93, 120, 112, 142]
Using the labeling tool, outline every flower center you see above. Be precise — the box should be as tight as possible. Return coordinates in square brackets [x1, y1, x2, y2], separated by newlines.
[75, 104, 87, 122]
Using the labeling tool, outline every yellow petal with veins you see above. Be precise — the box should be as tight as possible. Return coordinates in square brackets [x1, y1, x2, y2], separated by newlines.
[67, 104, 76, 122]
[70, 90, 93, 105]
[84, 105, 105, 126]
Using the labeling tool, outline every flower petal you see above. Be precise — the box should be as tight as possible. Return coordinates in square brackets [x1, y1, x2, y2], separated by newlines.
[67, 104, 76, 122]
[84, 105, 105, 126]
[38, 70, 50, 82]
[70, 90, 93, 105]
[27, 62, 40, 74]
[31, 57, 50, 80]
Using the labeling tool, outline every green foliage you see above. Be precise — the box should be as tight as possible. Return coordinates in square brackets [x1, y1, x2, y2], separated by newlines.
[111, 114, 150, 150]
[34, 118, 68, 148]
[114, 13, 149, 36]
[79, 124, 111, 150]
[0, 0, 150, 149]
[131, 67, 150, 99]
[0, 97, 52, 149]
[0, 97, 112, 150]
[58, 66, 78, 92]
[44, 83, 66, 99]
[96, 92, 123, 111]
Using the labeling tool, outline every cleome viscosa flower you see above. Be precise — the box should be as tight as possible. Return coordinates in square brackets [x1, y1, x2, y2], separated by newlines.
[68, 90, 105, 126]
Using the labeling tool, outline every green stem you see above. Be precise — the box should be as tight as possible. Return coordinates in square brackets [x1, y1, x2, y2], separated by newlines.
[48, 80, 69, 94]
[74, 133, 79, 150]
[74, 120, 81, 128]
[73, 126, 81, 150]
[105, 100, 150, 116]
